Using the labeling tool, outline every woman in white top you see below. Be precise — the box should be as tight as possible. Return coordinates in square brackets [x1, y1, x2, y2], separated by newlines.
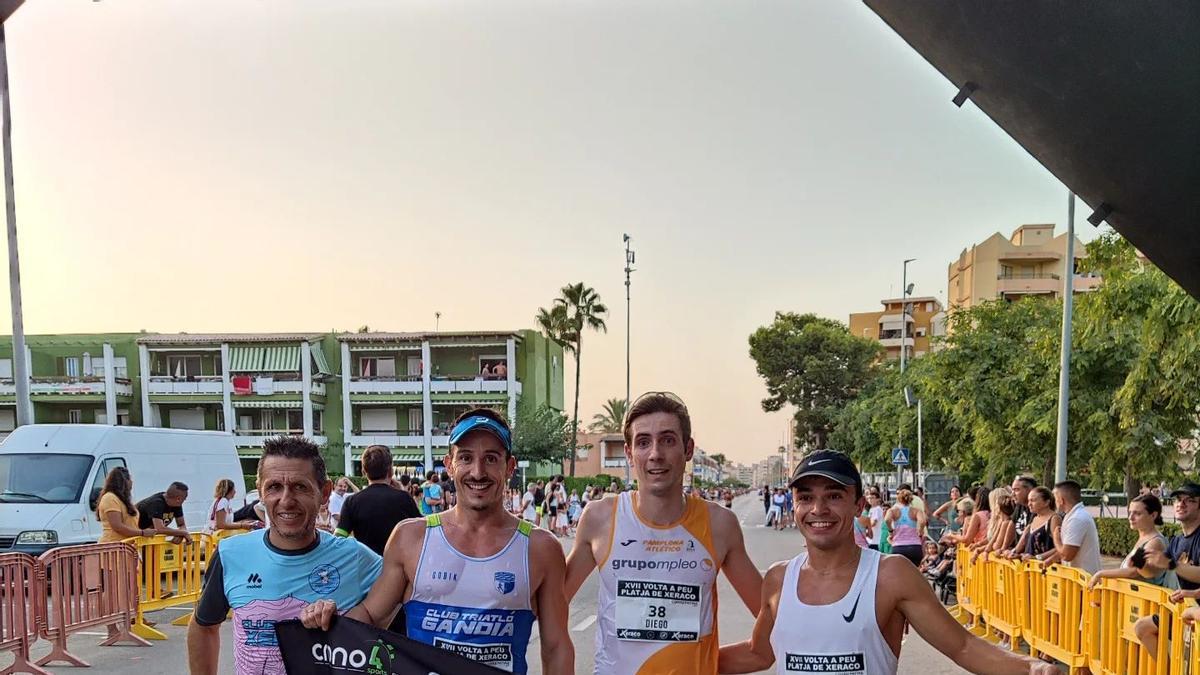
[206, 478, 258, 532]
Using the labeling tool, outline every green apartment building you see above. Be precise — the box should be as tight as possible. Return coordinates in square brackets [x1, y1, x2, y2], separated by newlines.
[0, 330, 564, 475]
[0, 334, 142, 432]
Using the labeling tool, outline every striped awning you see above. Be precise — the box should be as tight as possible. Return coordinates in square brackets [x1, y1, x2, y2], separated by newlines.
[310, 345, 331, 375]
[229, 346, 301, 372]
[232, 400, 301, 409]
[263, 346, 300, 371]
[228, 347, 262, 371]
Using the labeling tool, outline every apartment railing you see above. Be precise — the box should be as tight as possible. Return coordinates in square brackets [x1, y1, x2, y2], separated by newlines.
[997, 272, 1060, 280]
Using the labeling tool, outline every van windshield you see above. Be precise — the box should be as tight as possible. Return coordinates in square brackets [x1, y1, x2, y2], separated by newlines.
[0, 454, 93, 503]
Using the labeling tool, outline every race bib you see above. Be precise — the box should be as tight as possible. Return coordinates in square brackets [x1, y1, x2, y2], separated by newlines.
[615, 579, 701, 642]
[783, 652, 866, 673]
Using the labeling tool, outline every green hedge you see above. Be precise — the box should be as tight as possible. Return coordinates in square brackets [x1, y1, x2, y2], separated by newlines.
[1096, 517, 1182, 557]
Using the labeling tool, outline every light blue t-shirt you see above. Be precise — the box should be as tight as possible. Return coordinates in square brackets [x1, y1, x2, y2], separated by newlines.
[422, 482, 445, 514]
[216, 530, 382, 673]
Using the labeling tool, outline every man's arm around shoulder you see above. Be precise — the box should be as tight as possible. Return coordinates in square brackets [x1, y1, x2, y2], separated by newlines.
[564, 497, 614, 602]
[529, 528, 574, 675]
[709, 504, 762, 615]
[719, 560, 785, 674]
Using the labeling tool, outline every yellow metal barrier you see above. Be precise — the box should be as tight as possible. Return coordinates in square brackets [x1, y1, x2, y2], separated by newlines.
[126, 534, 214, 640]
[211, 527, 252, 545]
[1025, 562, 1090, 674]
[950, 545, 1200, 674]
[951, 545, 977, 624]
[977, 556, 1027, 650]
[1089, 577, 1175, 675]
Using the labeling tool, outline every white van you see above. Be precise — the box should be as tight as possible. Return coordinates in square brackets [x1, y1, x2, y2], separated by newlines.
[0, 425, 247, 554]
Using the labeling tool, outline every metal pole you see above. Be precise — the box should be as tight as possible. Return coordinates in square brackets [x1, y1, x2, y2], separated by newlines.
[917, 398, 923, 487]
[0, 24, 29, 427]
[898, 258, 914, 486]
[1054, 193, 1075, 483]
[623, 235, 634, 484]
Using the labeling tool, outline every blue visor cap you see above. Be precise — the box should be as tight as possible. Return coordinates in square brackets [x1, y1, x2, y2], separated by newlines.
[449, 416, 513, 453]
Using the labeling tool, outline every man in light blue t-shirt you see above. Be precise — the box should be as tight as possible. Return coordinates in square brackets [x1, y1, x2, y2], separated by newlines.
[420, 471, 444, 515]
[187, 437, 381, 675]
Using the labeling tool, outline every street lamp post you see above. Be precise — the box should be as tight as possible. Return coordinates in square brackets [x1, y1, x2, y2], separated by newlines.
[898, 259, 915, 486]
[0, 5, 31, 427]
[900, 258, 916, 374]
[1054, 193, 1076, 483]
[623, 234, 635, 484]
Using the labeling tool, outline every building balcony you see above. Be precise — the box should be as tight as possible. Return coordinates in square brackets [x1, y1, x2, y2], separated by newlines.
[9, 377, 135, 397]
[348, 433, 425, 447]
[998, 250, 1062, 262]
[348, 378, 424, 394]
[428, 378, 514, 394]
[234, 430, 327, 447]
[996, 273, 1061, 295]
[878, 337, 915, 348]
[148, 376, 225, 395]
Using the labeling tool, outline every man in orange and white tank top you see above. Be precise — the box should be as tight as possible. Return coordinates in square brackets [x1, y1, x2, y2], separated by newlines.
[565, 392, 763, 675]
[718, 450, 1058, 675]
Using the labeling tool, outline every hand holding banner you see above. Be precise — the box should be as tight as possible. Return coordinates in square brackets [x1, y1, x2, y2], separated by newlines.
[276, 616, 505, 675]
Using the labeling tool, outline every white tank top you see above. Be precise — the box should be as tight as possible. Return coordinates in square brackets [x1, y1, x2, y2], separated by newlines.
[403, 514, 536, 674]
[770, 547, 897, 675]
[595, 491, 720, 675]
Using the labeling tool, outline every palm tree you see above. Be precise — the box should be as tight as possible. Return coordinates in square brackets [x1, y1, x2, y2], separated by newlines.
[544, 283, 607, 477]
[536, 305, 572, 349]
[590, 398, 628, 433]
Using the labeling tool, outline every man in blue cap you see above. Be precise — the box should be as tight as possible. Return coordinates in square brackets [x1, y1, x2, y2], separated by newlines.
[299, 408, 574, 674]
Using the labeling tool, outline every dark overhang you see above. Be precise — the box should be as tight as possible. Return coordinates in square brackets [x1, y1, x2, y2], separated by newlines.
[864, 1, 1200, 297]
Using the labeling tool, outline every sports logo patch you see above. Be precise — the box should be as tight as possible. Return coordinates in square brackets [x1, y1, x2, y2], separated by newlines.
[494, 571, 516, 595]
[309, 564, 341, 595]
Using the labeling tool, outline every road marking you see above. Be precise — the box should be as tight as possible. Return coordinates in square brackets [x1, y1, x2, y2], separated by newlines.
[572, 614, 597, 631]
[79, 631, 109, 637]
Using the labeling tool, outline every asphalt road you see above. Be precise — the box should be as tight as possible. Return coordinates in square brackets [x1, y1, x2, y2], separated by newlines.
[9, 494, 978, 674]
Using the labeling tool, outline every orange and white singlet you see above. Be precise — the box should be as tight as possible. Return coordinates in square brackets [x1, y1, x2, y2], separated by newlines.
[595, 491, 720, 675]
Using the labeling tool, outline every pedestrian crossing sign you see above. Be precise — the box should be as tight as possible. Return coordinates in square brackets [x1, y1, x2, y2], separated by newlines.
[891, 447, 910, 465]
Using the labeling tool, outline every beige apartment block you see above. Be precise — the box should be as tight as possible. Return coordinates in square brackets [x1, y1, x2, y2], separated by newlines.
[849, 296, 946, 361]
[948, 224, 1101, 312]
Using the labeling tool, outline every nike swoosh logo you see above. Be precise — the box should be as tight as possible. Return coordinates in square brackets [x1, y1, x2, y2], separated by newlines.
[620, 539, 637, 546]
[809, 459, 831, 465]
[843, 589, 862, 622]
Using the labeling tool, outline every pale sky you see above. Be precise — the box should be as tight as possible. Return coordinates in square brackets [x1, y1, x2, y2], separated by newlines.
[1, 1, 1093, 465]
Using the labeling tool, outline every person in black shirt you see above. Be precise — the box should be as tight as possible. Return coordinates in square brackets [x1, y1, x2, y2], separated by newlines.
[1006, 475, 1036, 553]
[336, 444, 421, 555]
[136, 481, 192, 542]
[533, 480, 545, 528]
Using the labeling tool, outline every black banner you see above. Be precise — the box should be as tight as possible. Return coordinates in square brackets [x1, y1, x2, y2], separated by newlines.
[276, 617, 504, 675]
